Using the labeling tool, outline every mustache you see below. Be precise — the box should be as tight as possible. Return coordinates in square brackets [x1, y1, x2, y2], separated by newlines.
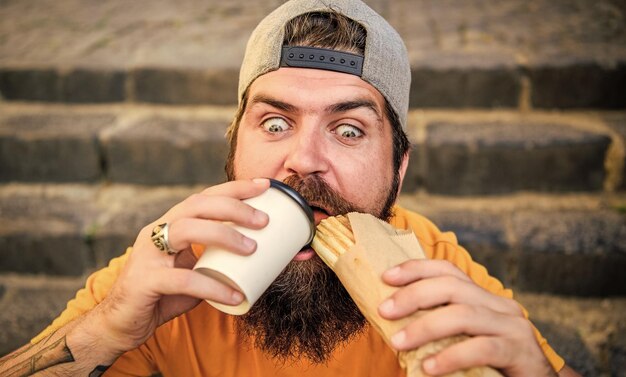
[281, 175, 364, 217]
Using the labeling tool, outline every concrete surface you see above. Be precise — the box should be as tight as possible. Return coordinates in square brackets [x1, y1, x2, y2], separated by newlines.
[1, 103, 622, 194]
[1, 0, 624, 108]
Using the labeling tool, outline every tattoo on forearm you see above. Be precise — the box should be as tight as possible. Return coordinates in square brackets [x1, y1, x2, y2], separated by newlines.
[0, 343, 36, 366]
[88, 364, 110, 377]
[3, 336, 75, 377]
[0, 330, 57, 368]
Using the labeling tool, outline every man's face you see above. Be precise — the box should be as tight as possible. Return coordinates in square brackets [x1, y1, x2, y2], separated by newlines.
[233, 67, 398, 225]
[230, 67, 406, 363]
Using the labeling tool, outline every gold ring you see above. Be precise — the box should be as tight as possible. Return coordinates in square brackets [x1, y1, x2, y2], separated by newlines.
[150, 223, 179, 255]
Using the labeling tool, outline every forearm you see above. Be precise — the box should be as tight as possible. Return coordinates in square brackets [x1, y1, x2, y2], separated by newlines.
[0, 308, 120, 376]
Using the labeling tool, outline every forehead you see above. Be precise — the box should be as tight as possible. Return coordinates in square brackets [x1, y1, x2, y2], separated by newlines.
[246, 67, 388, 113]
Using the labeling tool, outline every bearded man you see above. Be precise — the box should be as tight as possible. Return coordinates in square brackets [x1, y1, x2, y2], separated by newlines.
[0, 1, 580, 376]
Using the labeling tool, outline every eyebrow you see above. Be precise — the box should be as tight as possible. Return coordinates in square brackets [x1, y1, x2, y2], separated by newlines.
[249, 94, 298, 113]
[326, 99, 383, 125]
[249, 94, 383, 127]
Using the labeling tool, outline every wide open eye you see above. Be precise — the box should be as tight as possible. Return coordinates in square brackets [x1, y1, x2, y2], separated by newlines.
[335, 124, 363, 138]
[262, 117, 289, 133]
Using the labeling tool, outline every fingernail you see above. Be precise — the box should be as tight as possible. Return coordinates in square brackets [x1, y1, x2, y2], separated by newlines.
[231, 291, 244, 303]
[423, 357, 437, 373]
[379, 298, 395, 314]
[391, 330, 406, 348]
[385, 266, 401, 278]
[254, 209, 269, 225]
[243, 237, 256, 252]
[252, 178, 268, 185]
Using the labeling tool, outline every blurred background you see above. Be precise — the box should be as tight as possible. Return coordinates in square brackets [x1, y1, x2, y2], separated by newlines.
[0, 0, 625, 375]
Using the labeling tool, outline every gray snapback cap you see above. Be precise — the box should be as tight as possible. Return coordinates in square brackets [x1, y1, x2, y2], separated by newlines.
[238, 0, 411, 129]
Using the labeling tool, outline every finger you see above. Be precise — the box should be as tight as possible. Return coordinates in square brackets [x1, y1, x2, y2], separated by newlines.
[390, 304, 526, 351]
[420, 336, 508, 375]
[421, 330, 554, 376]
[379, 276, 523, 320]
[148, 267, 244, 306]
[382, 259, 472, 286]
[200, 178, 270, 199]
[179, 194, 269, 229]
[169, 218, 257, 255]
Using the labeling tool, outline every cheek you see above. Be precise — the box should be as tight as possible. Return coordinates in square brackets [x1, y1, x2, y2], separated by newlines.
[333, 155, 393, 209]
[232, 134, 284, 180]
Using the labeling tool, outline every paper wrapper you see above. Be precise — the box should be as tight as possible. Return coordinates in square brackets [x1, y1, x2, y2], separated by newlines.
[327, 213, 503, 377]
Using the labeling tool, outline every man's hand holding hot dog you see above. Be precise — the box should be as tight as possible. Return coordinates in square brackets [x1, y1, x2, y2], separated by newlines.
[379, 259, 558, 376]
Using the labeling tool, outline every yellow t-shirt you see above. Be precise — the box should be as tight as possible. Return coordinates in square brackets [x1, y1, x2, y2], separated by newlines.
[33, 206, 564, 375]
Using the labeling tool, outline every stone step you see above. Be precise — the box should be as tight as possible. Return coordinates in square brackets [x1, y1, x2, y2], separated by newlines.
[0, 0, 625, 109]
[0, 183, 196, 276]
[399, 193, 626, 296]
[0, 275, 84, 356]
[406, 111, 623, 195]
[0, 104, 233, 185]
[0, 273, 623, 376]
[1, 103, 623, 194]
[514, 292, 626, 376]
[0, 183, 624, 296]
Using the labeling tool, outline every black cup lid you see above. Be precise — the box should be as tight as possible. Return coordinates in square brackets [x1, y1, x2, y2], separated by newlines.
[268, 179, 315, 243]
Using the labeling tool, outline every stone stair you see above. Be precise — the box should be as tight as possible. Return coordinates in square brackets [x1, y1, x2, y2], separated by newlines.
[0, 0, 625, 375]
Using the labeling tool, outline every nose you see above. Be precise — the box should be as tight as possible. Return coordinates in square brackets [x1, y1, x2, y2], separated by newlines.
[283, 126, 329, 177]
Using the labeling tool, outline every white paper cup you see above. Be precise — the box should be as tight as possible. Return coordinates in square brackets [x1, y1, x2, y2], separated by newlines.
[193, 179, 315, 315]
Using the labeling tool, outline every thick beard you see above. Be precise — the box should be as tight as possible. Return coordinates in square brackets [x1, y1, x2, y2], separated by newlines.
[235, 174, 398, 364]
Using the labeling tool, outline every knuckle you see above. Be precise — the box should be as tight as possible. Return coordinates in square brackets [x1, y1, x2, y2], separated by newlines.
[168, 219, 187, 243]
[513, 317, 535, 338]
[170, 217, 186, 232]
[435, 259, 457, 272]
[504, 297, 525, 317]
[220, 225, 246, 248]
[187, 193, 204, 206]
[419, 320, 437, 338]
[200, 186, 216, 195]
[402, 280, 420, 296]
[499, 338, 519, 366]
[452, 303, 477, 319]
[241, 205, 260, 222]
[231, 231, 245, 245]
[440, 274, 462, 287]
[394, 286, 419, 312]
[482, 337, 500, 356]
[474, 337, 500, 365]
[505, 316, 535, 345]
[403, 259, 421, 270]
